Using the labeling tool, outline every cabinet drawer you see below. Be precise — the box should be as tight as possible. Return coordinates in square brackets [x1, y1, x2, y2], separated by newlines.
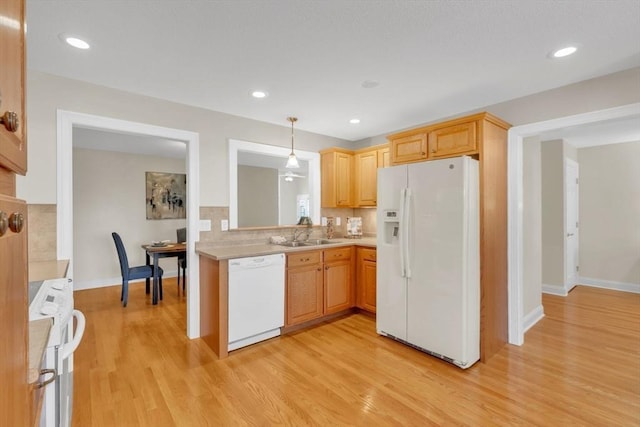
[359, 248, 376, 262]
[324, 247, 352, 262]
[287, 250, 322, 268]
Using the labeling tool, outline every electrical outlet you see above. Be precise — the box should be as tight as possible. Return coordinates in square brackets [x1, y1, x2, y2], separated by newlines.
[199, 219, 212, 231]
[336, 217, 341, 226]
[321, 217, 328, 226]
[221, 219, 229, 231]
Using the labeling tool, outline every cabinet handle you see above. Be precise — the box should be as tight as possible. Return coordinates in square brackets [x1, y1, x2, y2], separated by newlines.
[0, 111, 19, 132]
[8, 212, 24, 233]
[325, 266, 329, 270]
[0, 211, 7, 236]
[37, 369, 56, 388]
[317, 268, 322, 271]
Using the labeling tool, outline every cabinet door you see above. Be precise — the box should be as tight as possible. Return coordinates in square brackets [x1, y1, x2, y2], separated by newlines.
[0, 195, 28, 426]
[377, 147, 390, 168]
[356, 248, 377, 313]
[324, 259, 353, 314]
[0, 0, 27, 175]
[390, 133, 427, 164]
[354, 150, 378, 206]
[321, 150, 353, 208]
[286, 264, 323, 326]
[335, 152, 353, 206]
[428, 121, 477, 158]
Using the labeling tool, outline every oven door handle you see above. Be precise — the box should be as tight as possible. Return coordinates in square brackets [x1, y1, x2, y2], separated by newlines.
[61, 309, 86, 360]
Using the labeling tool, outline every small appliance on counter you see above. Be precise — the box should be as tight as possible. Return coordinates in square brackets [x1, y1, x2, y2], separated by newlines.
[346, 217, 362, 238]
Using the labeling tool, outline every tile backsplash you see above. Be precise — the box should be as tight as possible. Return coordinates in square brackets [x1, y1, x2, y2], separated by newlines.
[198, 206, 378, 248]
[28, 204, 57, 261]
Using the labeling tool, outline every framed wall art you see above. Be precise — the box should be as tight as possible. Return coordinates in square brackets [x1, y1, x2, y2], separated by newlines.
[145, 171, 186, 220]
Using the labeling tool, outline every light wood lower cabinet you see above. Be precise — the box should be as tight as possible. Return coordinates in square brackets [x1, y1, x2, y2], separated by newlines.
[356, 247, 377, 313]
[323, 247, 353, 314]
[286, 247, 354, 326]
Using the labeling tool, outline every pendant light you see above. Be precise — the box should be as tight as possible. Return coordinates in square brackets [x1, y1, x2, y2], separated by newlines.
[285, 116, 300, 169]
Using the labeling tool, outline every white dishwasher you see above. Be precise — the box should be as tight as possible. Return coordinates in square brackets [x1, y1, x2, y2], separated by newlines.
[228, 253, 285, 351]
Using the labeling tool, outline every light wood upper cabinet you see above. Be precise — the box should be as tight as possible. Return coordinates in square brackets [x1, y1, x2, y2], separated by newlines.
[354, 150, 378, 206]
[0, 0, 27, 176]
[320, 149, 353, 208]
[428, 121, 477, 158]
[356, 247, 377, 313]
[353, 144, 390, 207]
[390, 133, 428, 164]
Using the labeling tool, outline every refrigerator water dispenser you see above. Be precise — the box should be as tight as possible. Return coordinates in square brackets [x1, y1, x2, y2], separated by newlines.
[382, 209, 400, 244]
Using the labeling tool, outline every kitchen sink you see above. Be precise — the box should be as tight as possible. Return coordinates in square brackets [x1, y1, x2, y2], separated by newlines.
[278, 239, 335, 247]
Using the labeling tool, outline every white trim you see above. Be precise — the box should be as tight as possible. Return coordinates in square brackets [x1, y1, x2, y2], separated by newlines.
[507, 102, 640, 346]
[73, 271, 180, 291]
[578, 277, 640, 294]
[541, 284, 568, 296]
[522, 305, 545, 333]
[56, 110, 201, 338]
[228, 139, 321, 229]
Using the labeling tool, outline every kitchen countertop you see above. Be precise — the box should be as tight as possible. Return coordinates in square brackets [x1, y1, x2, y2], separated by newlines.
[28, 318, 53, 384]
[197, 237, 376, 261]
[29, 260, 70, 282]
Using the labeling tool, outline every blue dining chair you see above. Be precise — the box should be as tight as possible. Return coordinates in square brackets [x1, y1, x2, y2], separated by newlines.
[112, 232, 163, 307]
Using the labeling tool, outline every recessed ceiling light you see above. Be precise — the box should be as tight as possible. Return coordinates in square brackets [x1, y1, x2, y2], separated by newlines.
[361, 80, 379, 89]
[63, 35, 90, 50]
[349, 118, 361, 124]
[251, 90, 268, 99]
[551, 46, 577, 58]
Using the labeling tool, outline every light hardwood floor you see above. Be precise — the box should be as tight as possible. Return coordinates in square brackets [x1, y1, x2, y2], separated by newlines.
[73, 282, 640, 426]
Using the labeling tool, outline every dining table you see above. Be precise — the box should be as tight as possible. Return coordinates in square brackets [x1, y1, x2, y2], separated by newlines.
[141, 242, 187, 305]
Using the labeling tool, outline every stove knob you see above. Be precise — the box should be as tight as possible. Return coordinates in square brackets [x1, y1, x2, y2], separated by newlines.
[0, 211, 7, 236]
[9, 212, 24, 233]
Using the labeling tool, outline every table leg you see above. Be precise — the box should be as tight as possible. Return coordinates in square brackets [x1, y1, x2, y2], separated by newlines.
[153, 254, 159, 305]
[145, 252, 151, 294]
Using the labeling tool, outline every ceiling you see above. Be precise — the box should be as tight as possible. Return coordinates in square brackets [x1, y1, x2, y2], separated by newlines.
[27, 0, 640, 143]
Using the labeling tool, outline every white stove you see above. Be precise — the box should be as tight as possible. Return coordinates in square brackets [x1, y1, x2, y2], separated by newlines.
[29, 278, 85, 427]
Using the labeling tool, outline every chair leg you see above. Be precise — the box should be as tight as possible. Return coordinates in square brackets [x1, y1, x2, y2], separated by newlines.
[182, 267, 186, 293]
[159, 276, 163, 300]
[177, 263, 181, 295]
[145, 277, 150, 294]
[122, 279, 128, 307]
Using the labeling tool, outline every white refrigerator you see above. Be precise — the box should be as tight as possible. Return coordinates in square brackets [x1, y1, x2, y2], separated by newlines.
[376, 156, 480, 369]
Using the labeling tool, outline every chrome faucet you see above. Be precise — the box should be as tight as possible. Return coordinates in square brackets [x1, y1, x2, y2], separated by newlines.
[292, 227, 311, 242]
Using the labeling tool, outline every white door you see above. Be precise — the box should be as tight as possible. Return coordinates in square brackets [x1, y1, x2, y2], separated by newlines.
[565, 159, 579, 290]
[376, 165, 408, 340]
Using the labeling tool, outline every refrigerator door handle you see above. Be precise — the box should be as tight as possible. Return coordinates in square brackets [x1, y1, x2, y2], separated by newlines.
[404, 188, 412, 279]
[399, 188, 406, 277]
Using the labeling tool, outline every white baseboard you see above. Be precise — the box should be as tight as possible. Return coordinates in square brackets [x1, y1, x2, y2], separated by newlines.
[541, 283, 568, 296]
[523, 305, 545, 333]
[578, 276, 640, 294]
[73, 270, 179, 291]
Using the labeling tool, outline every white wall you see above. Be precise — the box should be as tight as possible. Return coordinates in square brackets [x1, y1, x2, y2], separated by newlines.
[578, 141, 640, 287]
[18, 70, 350, 205]
[541, 140, 565, 289]
[73, 148, 187, 289]
[523, 137, 542, 316]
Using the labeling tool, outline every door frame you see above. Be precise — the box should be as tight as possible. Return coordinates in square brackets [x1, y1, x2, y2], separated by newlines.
[564, 157, 579, 291]
[56, 110, 202, 338]
[507, 102, 640, 346]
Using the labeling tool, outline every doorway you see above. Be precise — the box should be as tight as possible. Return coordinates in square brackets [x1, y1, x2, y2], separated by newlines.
[507, 102, 640, 346]
[56, 110, 201, 338]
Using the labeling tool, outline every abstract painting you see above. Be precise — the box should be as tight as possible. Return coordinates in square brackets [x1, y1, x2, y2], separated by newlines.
[145, 171, 186, 220]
